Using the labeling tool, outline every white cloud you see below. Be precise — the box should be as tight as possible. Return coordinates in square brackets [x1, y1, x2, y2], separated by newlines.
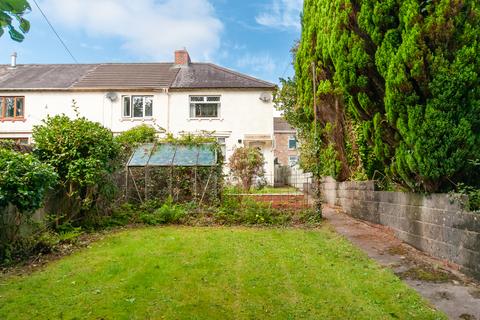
[237, 53, 276, 75]
[255, 0, 302, 30]
[39, 0, 223, 61]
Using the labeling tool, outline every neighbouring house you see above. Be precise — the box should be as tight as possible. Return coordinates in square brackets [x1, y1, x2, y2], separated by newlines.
[0, 50, 276, 180]
[273, 117, 298, 167]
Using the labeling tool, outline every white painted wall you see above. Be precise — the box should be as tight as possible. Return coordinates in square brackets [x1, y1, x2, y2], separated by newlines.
[0, 89, 275, 180]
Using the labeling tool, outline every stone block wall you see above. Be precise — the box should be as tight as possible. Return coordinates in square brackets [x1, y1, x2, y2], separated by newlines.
[322, 177, 480, 280]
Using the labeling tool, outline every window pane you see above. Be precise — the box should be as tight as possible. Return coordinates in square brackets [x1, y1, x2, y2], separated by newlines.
[0, 98, 3, 117]
[145, 97, 153, 117]
[15, 98, 24, 117]
[195, 103, 218, 117]
[217, 137, 226, 158]
[190, 104, 195, 117]
[5, 98, 14, 117]
[288, 138, 297, 149]
[207, 96, 220, 102]
[133, 97, 143, 118]
[123, 96, 131, 117]
[190, 96, 204, 102]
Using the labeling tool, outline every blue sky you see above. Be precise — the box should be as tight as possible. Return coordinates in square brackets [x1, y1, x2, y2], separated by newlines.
[0, 0, 302, 84]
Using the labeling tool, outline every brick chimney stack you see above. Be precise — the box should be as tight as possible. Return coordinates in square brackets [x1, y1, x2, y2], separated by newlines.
[174, 49, 191, 66]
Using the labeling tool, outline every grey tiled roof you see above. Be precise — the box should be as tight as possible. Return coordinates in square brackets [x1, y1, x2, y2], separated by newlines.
[0, 64, 97, 89]
[0, 62, 275, 91]
[274, 117, 295, 132]
[171, 63, 275, 89]
[72, 63, 179, 89]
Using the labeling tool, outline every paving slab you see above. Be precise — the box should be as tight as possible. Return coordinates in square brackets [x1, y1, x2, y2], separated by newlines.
[324, 205, 480, 320]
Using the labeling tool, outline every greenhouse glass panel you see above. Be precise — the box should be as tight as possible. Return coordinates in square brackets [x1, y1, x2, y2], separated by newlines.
[149, 144, 176, 166]
[128, 143, 154, 166]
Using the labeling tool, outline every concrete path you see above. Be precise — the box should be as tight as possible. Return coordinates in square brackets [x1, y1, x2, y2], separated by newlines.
[323, 205, 480, 320]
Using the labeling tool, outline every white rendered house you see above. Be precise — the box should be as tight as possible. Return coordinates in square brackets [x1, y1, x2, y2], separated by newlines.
[0, 50, 276, 180]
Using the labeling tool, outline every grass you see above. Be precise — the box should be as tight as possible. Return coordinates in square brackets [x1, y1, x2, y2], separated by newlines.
[0, 226, 445, 319]
[250, 186, 299, 194]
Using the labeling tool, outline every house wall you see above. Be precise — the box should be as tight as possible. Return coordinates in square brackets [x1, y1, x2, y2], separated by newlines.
[274, 132, 298, 166]
[0, 89, 274, 179]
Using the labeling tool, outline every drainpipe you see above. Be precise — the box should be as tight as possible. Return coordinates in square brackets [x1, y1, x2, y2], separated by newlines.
[166, 88, 171, 132]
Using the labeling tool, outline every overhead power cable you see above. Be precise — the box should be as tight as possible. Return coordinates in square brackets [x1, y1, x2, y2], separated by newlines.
[32, 0, 78, 63]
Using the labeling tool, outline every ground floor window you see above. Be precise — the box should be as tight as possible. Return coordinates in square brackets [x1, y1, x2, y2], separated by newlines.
[122, 96, 153, 118]
[288, 155, 299, 167]
[217, 137, 226, 159]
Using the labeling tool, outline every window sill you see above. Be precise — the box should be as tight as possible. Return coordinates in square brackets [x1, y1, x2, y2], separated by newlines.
[0, 118, 26, 122]
[188, 118, 224, 122]
[120, 117, 156, 122]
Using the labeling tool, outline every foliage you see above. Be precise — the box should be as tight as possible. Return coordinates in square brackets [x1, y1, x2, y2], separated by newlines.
[455, 183, 480, 212]
[0, 148, 57, 263]
[0, 227, 446, 319]
[32, 113, 120, 224]
[115, 124, 157, 156]
[139, 197, 189, 225]
[0, 148, 57, 213]
[0, 0, 30, 42]
[228, 147, 265, 191]
[295, 0, 480, 192]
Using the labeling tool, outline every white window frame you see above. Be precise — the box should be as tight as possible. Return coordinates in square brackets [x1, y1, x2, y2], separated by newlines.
[122, 95, 153, 119]
[216, 137, 227, 160]
[189, 95, 221, 119]
[288, 135, 297, 150]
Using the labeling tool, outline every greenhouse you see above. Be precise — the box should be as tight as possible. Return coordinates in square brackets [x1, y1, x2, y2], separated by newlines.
[125, 143, 222, 204]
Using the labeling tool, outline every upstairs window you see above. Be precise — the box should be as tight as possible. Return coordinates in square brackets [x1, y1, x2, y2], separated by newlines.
[190, 96, 220, 118]
[122, 95, 153, 118]
[288, 135, 297, 150]
[0, 96, 24, 120]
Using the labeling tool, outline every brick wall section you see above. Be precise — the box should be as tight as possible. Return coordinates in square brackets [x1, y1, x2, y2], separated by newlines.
[274, 132, 298, 166]
[321, 177, 480, 280]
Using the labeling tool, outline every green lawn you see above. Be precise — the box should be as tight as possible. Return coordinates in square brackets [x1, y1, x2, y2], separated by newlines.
[0, 227, 444, 319]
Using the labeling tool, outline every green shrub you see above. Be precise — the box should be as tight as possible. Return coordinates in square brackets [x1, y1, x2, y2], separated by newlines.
[216, 196, 292, 225]
[0, 148, 57, 262]
[0, 148, 57, 213]
[140, 197, 188, 225]
[115, 124, 157, 157]
[32, 113, 120, 225]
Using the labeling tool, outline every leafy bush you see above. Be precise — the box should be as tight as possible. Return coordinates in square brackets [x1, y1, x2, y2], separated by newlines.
[0, 148, 57, 213]
[0, 148, 57, 262]
[139, 198, 188, 225]
[215, 196, 292, 225]
[115, 124, 157, 157]
[228, 147, 265, 191]
[32, 113, 120, 225]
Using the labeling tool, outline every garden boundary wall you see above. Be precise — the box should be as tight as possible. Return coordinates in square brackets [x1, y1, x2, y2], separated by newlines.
[321, 177, 480, 280]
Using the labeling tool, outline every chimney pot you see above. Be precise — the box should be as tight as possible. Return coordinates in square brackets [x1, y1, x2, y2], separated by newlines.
[174, 49, 191, 66]
[10, 52, 17, 68]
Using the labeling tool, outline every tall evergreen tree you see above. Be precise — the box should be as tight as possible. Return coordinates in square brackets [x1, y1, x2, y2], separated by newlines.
[296, 0, 480, 192]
